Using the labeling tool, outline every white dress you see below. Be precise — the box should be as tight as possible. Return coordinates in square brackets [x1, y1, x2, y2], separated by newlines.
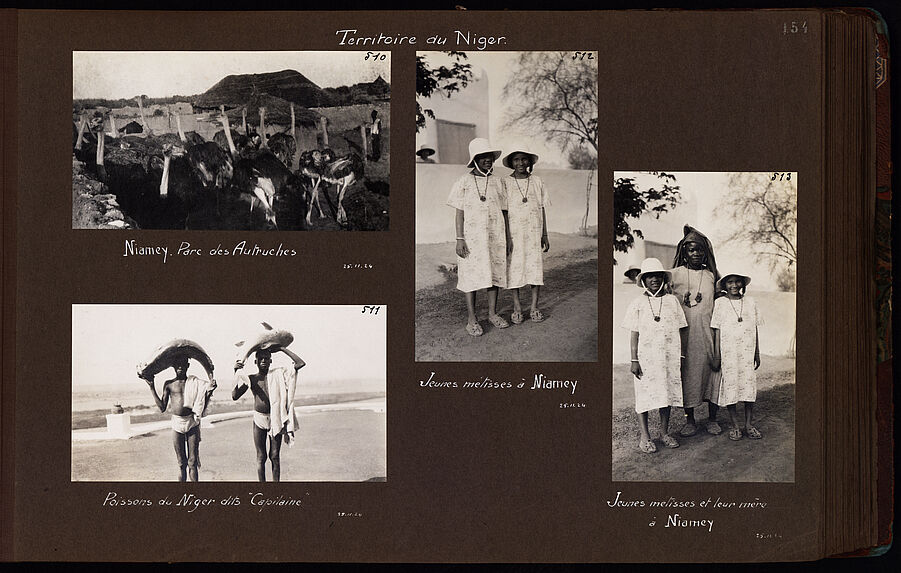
[446, 174, 508, 293]
[504, 175, 550, 289]
[621, 294, 687, 413]
[710, 295, 762, 405]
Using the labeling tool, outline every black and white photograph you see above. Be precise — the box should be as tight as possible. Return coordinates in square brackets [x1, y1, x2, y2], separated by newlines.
[612, 171, 797, 482]
[72, 51, 390, 231]
[414, 51, 598, 362]
[71, 304, 387, 482]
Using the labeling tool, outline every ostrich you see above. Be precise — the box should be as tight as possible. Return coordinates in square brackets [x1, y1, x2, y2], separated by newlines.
[231, 152, 307, 231]
[213, 108, 259, 160]
[299, 148, 364, 226]
[158, 141, 235, 229]
[267, 132, 297, 168]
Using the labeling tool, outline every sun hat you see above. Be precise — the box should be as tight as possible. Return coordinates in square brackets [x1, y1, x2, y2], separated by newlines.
[623, 264, 641, 280]
[416, 144, 435, 158]
[466, 138, 502, 168]
[501, 148, 539, 169]
[716, 272, 752, 291]
[635, 258, 672, 287]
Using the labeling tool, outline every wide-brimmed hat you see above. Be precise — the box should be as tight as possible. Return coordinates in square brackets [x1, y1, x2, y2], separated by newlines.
[466, 138, 502, 168]
[416, 144, 435, 158]
[635, 258, 672, 287]
[716, 272, 752, 291]
[623, 264, 641, 280]
[501, 148, 539, 169]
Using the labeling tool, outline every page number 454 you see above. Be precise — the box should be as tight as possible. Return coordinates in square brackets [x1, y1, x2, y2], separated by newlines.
[783, 21, 808, 34]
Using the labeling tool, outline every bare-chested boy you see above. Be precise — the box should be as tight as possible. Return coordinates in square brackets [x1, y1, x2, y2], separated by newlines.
[232, 348, 305, 482]
[142, 356, 217, 482]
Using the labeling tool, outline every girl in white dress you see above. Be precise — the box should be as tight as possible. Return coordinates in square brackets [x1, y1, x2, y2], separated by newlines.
[501, 149, 550, 324]
[621, 258, 688, 453]
[447, 138, 512, 336]
[710, 272, 763, 440]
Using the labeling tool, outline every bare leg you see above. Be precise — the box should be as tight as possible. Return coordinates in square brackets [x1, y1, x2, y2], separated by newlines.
[512, 288, 523, 314]
[172, 431, 188, 482]
[530, 284, 541, 311]
[269, 431, 284, 483]
[186, 426, 200, 482]
[745, 402, 755, 429]
[465, 291, 478, 326]
[681, 407, 697, 436]
[708, 402, 720, 424]
[659, 406, 671, 435]
[487, 286, 499, 317]
[637, 411, 651, 444]
[727, 404, 739, 430]
[253, 423, 269, 482]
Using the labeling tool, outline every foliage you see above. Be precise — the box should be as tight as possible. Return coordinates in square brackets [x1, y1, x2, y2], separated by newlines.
[718, 172, 797, 291]
[568, 146, 598, 170]
[502, 51, 598, 153]
[613, 173, 681, 255]
[415, 52, 473, 132]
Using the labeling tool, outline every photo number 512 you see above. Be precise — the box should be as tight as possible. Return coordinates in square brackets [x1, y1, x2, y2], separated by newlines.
[572, 51, 594, 60]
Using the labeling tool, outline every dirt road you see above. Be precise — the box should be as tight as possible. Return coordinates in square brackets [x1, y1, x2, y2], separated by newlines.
[415, 233, 598, 362]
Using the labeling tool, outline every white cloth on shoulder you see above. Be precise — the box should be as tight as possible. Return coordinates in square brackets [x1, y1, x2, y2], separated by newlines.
[265, 367, 299, 446]
[182, 375, 213, 421]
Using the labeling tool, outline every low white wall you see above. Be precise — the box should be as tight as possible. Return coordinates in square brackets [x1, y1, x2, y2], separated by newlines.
[416, 163, 598, 244]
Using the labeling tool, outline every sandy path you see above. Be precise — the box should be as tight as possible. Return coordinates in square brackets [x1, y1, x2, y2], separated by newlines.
[72, 409, 386, 482]
[612, 359, 796, 482]
[415, 233, 598, 362]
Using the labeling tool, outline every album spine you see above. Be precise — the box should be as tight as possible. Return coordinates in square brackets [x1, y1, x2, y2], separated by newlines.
[0, 7, 17, 563]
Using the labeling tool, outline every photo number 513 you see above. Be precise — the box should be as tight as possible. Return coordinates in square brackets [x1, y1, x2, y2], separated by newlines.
[771, 172, 792, 181]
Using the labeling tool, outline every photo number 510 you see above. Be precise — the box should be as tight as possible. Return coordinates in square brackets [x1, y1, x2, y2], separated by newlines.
[365, 52, 386, 61]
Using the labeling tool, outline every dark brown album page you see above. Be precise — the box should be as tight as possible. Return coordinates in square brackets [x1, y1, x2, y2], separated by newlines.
[11, 10, 822, 562]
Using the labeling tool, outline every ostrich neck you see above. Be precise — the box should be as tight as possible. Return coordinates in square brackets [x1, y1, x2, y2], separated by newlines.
[221, 111, 237, 158]
[75, 117, 86, 150]
[259, 109, 267, 148]
[159, 155, 171, 197]
[176, 114, 186, 142]
[95, 132, 105, 165]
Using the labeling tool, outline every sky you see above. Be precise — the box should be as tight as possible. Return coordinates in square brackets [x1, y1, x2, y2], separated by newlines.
[419, 51, 597, 169]
[615, 171, 798, 292]
[72, 51, 391, 100]
[72, 305, 387, 390]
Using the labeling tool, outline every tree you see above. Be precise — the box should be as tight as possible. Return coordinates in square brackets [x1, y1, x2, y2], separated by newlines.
[614, 173, 682, 255]
[501, 51, 598, 153]
[718, 172, 797, 291]
[416, 52, 473, 132]
[567, 146, 597, 170]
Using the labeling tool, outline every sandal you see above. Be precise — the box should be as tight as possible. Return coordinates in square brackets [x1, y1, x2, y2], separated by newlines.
[488, 314, 510, 329]
[728, 427, 742, 441]
[465, 321, 483, 337]
[510, 310, 524, 325]
[746, 426, 762, 439]
[679, 423, 697, 437]
[530, 308, 545, 322]
[639, 439, 657, 454]
[661, 434, 680, 449]
[706, 421, 723, 435]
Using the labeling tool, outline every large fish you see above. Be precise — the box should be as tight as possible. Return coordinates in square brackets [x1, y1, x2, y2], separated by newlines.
[136, 339, 215, 381]
[235, 322, 294, 363]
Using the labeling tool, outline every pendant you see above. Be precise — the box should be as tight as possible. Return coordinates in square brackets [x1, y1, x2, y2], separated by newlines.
[737, 317, 743, 322]
[683, 293, 692, 307]
[695, 292, 703, 303]
[654, 316, 661, 322]
[522, 197, 528, 203]
[480, 196, 486, 202]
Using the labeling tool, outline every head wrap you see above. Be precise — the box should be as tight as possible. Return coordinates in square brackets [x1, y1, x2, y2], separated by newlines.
[672, 224, 720, 283]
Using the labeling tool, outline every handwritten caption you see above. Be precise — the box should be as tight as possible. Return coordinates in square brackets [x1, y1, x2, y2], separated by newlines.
[123, 240, 297, 263]
[420, 371, 584, 407]
[336, 29, 507, 50]
[606, 491, 770, 534]
[102, 491, 309, 513]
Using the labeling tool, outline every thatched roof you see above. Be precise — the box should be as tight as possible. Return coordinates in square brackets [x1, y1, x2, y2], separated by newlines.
[194, 69, 335, 109]
[225, 94, 321, 128]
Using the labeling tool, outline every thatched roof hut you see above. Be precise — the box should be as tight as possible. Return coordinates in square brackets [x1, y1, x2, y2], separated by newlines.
[225, 94, 321, 129]
[194, 69, 335, 110]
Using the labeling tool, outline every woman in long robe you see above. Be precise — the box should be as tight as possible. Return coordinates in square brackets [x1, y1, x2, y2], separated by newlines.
[669, 225, 722, 436]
